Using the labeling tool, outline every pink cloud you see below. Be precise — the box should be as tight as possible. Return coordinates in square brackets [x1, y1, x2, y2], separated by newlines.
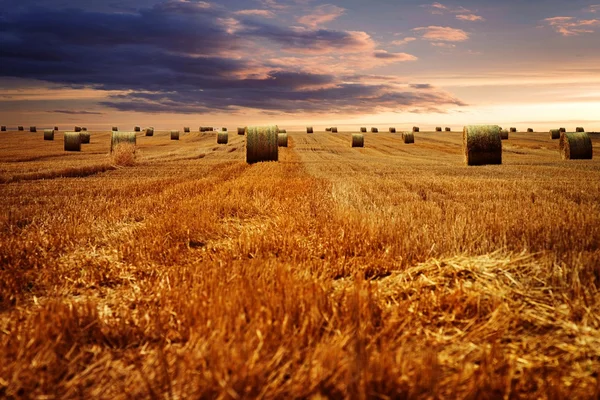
[544, 16, 600, 36]
[431, 42, 456, 48]
[456, 14, 484, 21]
[391, 37, 417, 46]
[587, 5, 600, 13]
[423, 2, 472, 15]
[297, 4, 345, 28]
[412, 26, 469, 42]
[234, 9, 276, 18]
[373, 50, 418, 61]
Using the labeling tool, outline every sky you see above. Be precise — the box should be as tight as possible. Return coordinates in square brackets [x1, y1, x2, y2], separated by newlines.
[1, 0, 600, 131]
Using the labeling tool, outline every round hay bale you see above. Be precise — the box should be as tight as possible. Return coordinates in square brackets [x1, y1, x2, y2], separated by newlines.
[237, 127, 246, 135]
[402, 132, 415, 144]
[80, 132, 91, 144]
[352, 134, 364, 148]
[54, 126, 58, 131]
[222, 127, 227, 132]
[217, 132, 228, 144]
[30, 126, 37, 132]
[246, 125, 279, 164]
[445, 127, 451, 132]
[43, 129, 54, 141]
[18, 126, 24, 131]
[278, 129, 287, 133]
[307, 127, 313, 134]
[145, 127, 154, 136]
[64, 132, 81, 152]
[527, 128, 534, 133]
[412, 126, 419, 132]
[331, 127, 338, 133]
[576, 127, 585, 132]
[184, 127, 190, 133]
[325, 128, 331, 132]
[1, 126, 6, 132]
[500, 129, 509, 140]
[171, 130, 180, 140]
[436, 127, 442, 132]
[550, 129, 560, 140]
[360, 127, 367, 133]
[463, 125, 502, 166]
[389, 127, 396, 133]
[134, 126, 141, 132]
[110, 131, 136, 152]
[278, 133, 288, 147]
[82, 127, 87, 131]
[559, 127, 566, 133]
[510, 127, 517, 133]
[560, 132, 592, 160]
[112, 126, 119, 132]
[371, 127, 378, 133]
[74, 126, 82, 132]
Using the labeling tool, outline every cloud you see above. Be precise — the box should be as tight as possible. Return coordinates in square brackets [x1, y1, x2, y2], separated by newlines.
[456, 14, 484, 21]
[423, 2, 471, 15]
[410, 84, 433, 89]
[234, 9, 276, 18]
[50, 110, 103, 115]
[391, 37, 417, 46]
[544, 16, 600, 36]
[586, 5, 600, 13]
[373, 50, 417, 61]
[412, 26, 469, 42]
[297, 4, 345, 28]
[431, 42, 456, 48]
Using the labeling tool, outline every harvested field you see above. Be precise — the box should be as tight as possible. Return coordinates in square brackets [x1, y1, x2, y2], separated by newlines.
[1, 128, 600, 399]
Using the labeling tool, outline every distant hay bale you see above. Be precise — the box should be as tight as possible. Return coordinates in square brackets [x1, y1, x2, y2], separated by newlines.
[30, 126, 36, 132]
[171, 130, 180, 140]
[54, 126, 58, 131]
[576, 127, 585, 132]
[1, 126, 6, 132]
[145, 127, 154, 136]
[510, 127, 517, 133]
[360, 127, 367, 132]
[560, 132, 593, 160]
[74, 126, 82, 132]
[112, 126, 118, 131]
[18, 126, 24, 131]
[43, 129, 54, 141]
[412, 126, 419, 132]
[436, 127, 442, 132]
[64, 132, 81, 152]
[402, 132, 415, 144]
[326, 128, 331, 132]
[278, 129, 287, 133]
[80, 132, 91, 144]
[110, 131, 136, 153]
[559, 127, 566, 133]
[217, 132, 228, 144]
[184, 127, 190, 133]
[331, 127, 338, 133]
[500, 129, 509, 140]
[371, 127, 378, 133]
[445, 127, 451, 132]
[307, 127, 313, 134]
[550, 129, 560, 140]
[389, 127, 396, 133]
[238, 127, 246, 135]
[527, 128, 534, 132]
[463, 125, 502, 166]
[352, 134, 364, 147]
[134, 126, 141, 132]
[246, 125, 278, 164]
[222, 127, 227, 132]
[278, 133, 288, 147]
[82, 127, 87, 131]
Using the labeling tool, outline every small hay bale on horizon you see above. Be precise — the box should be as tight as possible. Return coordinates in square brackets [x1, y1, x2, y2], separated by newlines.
[278, 133, 288, 147]
[54, 126, 58, 131]
[74, 126, 82, 132]
[360, 127, 367, 132]
[110, 131, 136, 153]
[445, 127, 451, 132]
[436, 127, 442, 132]
[352, 134, 364, 148]
[217, 132, 228, 144]
[559, 127, 566, 133]
[238, 127, 246, 135]
[134, 126, 141, 132]
[246, 125, 278, 164]
[1, 126, 6, 132]
[576, 127, 585, 132]
[527, 128, 534, 132]
[560, 132, 592, 160]
[64, 131, 81, 152]
[412, 126, 419, 132]
[44, 129, 54, 141]
[278, 129, 287, 133]
[146, 127, 154, 136]
[500, 129, 509, 140]
[402, 132, 415, 144]
[371, 127, 378, 133]
[18, 126, 24, 131]
[550, 129, 560, 140]
[389, 127, 396, 133]
[463, 125, 502, 166]
[82, 127, 87, 131]
[80, 131, 91, 144]
[326, 128, 332, 132]
[331, 127, 338, 133]
[222, 127, 227, 132]
[510, 127, 517, 133]
[307, 127, 313, 134]
[171, 130, 180, 140]
[184, 127, 190, 133]
[30, 126, 37, 132]
[112, 126, 118, 131]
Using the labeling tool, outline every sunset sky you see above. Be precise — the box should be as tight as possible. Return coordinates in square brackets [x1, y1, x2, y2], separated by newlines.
[1, 0, 599, 131]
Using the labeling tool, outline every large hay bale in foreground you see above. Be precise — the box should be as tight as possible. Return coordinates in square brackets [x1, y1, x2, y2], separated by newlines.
[30, 126, 36, 132]
[527, 128, 534, 133]
[510, 127, 517, 133]
[278, 133, 288, 147]
[402, 132, 415, 144]
[445, 127, 451, 132]
[463, 125, 502, 166]
[238, 127, 246, 135]
[331, 127, 338, 133]
[436, 127, 442, 132]
[74, 126, 82, 132]
[80, 132, 91, 144]
[307, 127, 313, 134]
[18, 126, 24, 131]
[389, 127, 396, 133]
[246, 125, 278, 164]
[576, 127, 585, 132]
[560, 132, 592, 160]
[64, 132, 81, 152]
[550, 129, 560, 140]
[184, 127, 190, 133]
[112, 126, 118, 132]
[171, 130, 179, 140]
[360, 127, 367, 133]
[44, 129, 54, 141]
[1, 126, 6, 131]
[111, 131, 136, 153]
[134, 126, 141, 132]
[217, 132, 228, 144]
[412, 126, 419, 132]
[352, 134, 364, 147]
[500, 129, 509, 140]
[145, 127, 154, 136]
[371, 127, 378, 133]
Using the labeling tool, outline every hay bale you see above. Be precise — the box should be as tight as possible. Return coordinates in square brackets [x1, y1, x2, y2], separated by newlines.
[527, 128, 533, 133]
[402, 132, 415, 144]
[112, 126, 118, 131]
[500, 129, 509, 140]
[1, 126, 6, 132]
[134, 126, 141, 132]
[110, 131, 136, 153]
[389, 127, 396, 133]
[145, 127, 154, 136]
[360, 127, 367, 133]
[82, 127, 87, 131]
[326, 128, 331, 132]
[560, 132, 592, 160]
[29, 126, 36, 132]
[184, 127, 190, 133]
[80, 132, 91, 144]
[278, 129, 287, 133]
[331, 127, 338, 133]
[436, 127, 442, 132]
[371, 127, 378, 133]
[64, 132, 81, 152]
[43, 129, 54, 141]
[445, 127, 451, 132]
[18, 126, 24, 131]
[171, 130, 179, 140]
[246, 125, 278, 164]
[412, 126, 419, 132]
[576, 127, 585, 132]
[509, 127, 516, 133]
[559, 127, 566, 133]
[307, 127, 313, 134]
[352, 134, 364, 148]
[74, 126, 82, 132]
[550, 129, 560, 140]
[222, 127, 227, 132]
[54, 126, 58, 131]
[278, 133, 288, 147]
[463, 125, 502, 166]
[217, 132, 228, 144]
[238, 127, 246, 135]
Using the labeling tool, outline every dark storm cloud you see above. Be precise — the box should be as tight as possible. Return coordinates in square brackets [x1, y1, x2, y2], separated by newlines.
[0, 0, 465, 114]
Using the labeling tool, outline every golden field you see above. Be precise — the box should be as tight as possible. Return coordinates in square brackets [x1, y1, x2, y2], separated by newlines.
[1, 128, 599, 399]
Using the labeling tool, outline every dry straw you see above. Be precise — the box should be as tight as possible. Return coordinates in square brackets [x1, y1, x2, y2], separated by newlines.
[80, 132, 91, 144]
[371, 127, 378, 133]
[445, 127, 451, 132]
[238, 127, 246, 135]
[360, 127, 367, 132]
[171, 130, 180, 140]
[30, 126, 36, 132]
[510, 127, 517, 133]
[112, 126, 118, 131]
[110, 131, 136, 153]
[278, 133, 288, 147]
[389, 127, 396, 133]
[184, 127, 190, 133]
[64, 132, 81, 152]
[217, 132, 228, 144]
[576, 127, 585, 132]
[43, 129, 54, 141]
[352, 133, 364, 147]
[436, 127, 442, 132]
[74, 126, 82, 132]
[134, 126, 141, 132]
[246, 125, 278, 164]
[306, 127, 313, 134]
[463, 125, 502, 166]
[412, 126, 419, 132]
[500, 129, 509, 140]
[527, 128, 534, 132]
[18, 126, 24, 131]
[550, 129, 560, 140]
[402, 132, 415, 144]
[1, 126, 6, 132]
[145, 127, 154, 136]
[560, 132, 593, 160]
[331, 127, 338, 133]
